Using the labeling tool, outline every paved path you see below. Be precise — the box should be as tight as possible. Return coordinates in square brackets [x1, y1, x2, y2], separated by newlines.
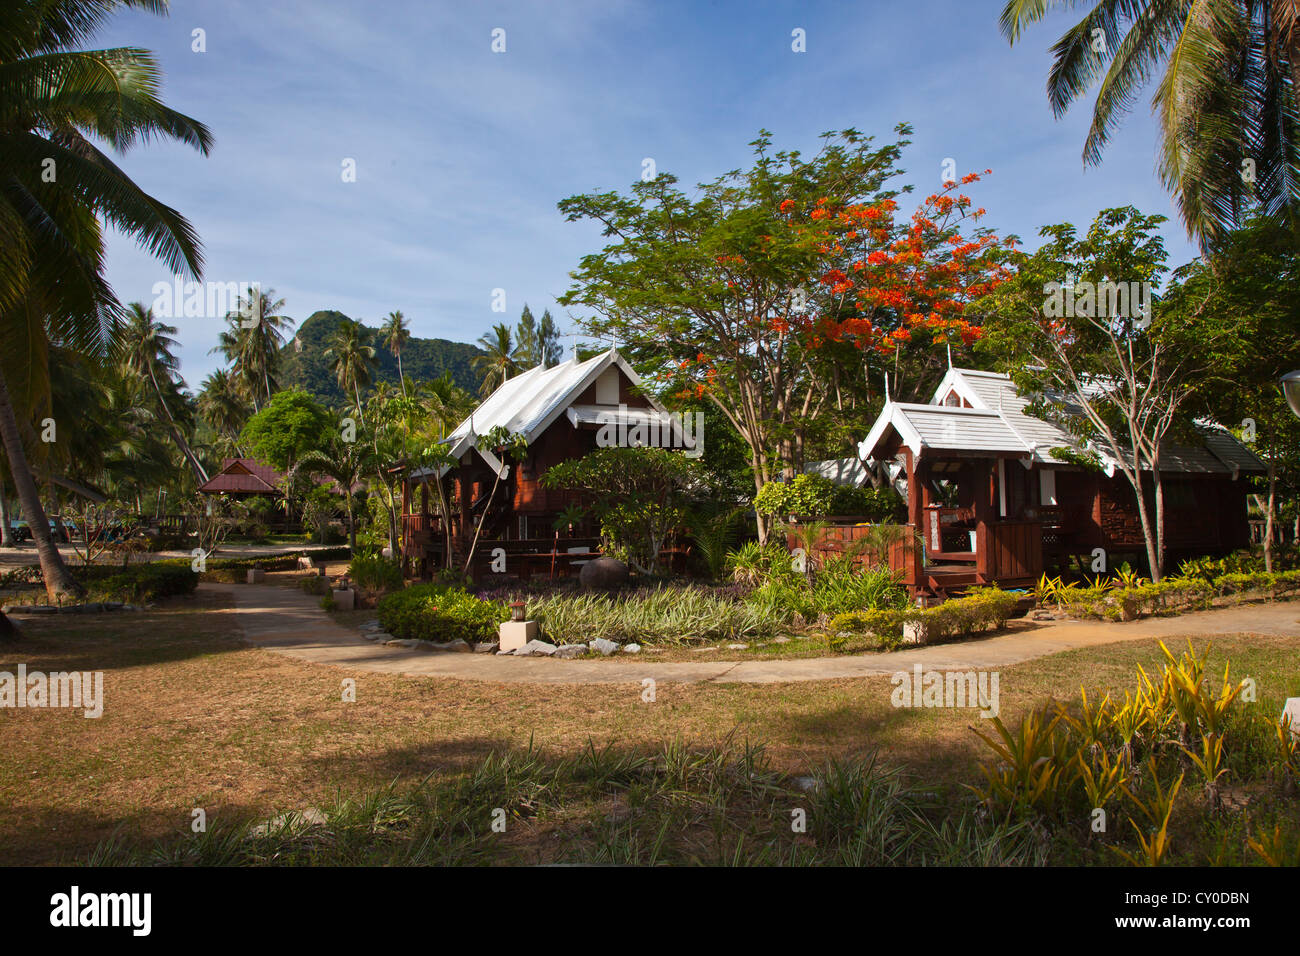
[205, 583, 1300, 686]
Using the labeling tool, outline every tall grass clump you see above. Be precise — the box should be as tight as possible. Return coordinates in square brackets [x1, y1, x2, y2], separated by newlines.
[527, 585, 775, 645]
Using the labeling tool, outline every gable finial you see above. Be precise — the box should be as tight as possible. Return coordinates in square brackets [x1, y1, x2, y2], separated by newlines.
[947, 342, 952, 369]
[884, 371, 891, 402]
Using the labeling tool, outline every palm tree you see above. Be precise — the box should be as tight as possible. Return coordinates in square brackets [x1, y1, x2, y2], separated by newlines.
[197, 369, 250, 448]
[379, 310, 411, 397]
[290, 422, 374, 551]
[1000, 1, 1300, 246]
[0, 0, 211, 600]
[119, 302, 208, 483]
[323, 319, 378, 418]
[213, 287, 293, 410]
[418, 372, 474, 439]
[472, 323, 519, 397]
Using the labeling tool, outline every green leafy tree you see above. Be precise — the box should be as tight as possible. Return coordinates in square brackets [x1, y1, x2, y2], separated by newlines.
[1161, 217, 1300, 568]
[999, 0, 1300, 245]
[537, 309, 563, 366]
[238, 389, 333, 474]
[558, 128, 1010, 541]
[976, 207, 1229, 579]
[541, 446, 701, 573]
[514, 304, 541, 368]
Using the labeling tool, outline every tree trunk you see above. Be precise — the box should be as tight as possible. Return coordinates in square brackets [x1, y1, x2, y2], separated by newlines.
[0, 364, 83, 600]
[345, 493, 356, 552]
[0, 483, 13, 547]
[463, 469, 502, 576]
[1153, 467, 1167, 579]
[1130, 469, 1162, 582]
[148, 362, 208, 484]
[1264, 459, 1277, 573]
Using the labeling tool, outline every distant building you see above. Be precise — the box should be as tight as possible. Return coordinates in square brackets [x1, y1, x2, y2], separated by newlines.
[197, 458, 285, 498]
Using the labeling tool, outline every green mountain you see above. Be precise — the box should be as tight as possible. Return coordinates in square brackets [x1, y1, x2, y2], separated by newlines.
[279, 310, 484, 406]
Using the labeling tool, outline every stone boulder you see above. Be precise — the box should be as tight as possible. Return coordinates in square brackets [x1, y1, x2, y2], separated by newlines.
[515, 640, 558, 657]
[554, 643, 588, 659]
[579, 555, 629, 590]
[591, 638, 618, 656]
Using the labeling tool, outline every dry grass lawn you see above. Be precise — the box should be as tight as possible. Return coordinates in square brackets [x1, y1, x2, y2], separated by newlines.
[2, 589, 1297, 864]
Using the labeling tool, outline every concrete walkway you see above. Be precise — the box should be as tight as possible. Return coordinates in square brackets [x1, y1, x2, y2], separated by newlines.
[205, 582, 1300, 686]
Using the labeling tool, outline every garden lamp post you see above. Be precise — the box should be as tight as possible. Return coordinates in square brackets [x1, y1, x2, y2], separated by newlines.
[1282, 370, 1300, 419]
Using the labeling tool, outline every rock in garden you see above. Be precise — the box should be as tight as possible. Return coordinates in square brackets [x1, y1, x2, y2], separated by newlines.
[772, 636, 791, 644]
[554, 644, 588, 659]
[792, 776, 820, 793]
[384, 638, 421, 648]
[591, 638, 618, 656]
[431, 639, 471, 653]
[623, 643, 641, 654]
[474, 641, 500, 654]
[726, 643, 748, 650]
[516, 640, 557, 657]
[578, 555, 629, 590]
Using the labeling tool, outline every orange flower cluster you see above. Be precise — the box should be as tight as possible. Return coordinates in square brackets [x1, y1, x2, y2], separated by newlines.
[774, 171, 1010, 356]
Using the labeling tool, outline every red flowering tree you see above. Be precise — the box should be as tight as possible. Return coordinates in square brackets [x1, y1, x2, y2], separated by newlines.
[558, 128, 1013, 540]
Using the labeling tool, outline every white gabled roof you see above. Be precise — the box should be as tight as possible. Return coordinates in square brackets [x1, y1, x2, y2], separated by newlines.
[433, 348, 667, 477]
[931, 367, 1076, 464]
[859, 400, 1032, 461]
[859, 366, 1264, 475]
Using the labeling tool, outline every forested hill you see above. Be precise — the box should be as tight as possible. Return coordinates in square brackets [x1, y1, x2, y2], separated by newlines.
[279, 310, 483, 405]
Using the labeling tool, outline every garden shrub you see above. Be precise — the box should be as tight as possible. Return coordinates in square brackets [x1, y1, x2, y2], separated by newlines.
[829, 588, 1020, 647]
[348, 553, 403, 592]
[198, 548, 352, 582]
[83, 562, 198, 603]
[378, 584, 508, 644]
[754, 474, 900, 520]
[299, 575, 328, 596]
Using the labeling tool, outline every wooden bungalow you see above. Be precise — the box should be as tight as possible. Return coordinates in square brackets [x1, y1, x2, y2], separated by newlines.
[400, 348, 691, 581]
[856, 367, 1265, 598]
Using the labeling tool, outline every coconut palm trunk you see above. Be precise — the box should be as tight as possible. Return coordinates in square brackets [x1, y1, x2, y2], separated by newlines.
[146, 361, 208, 484]
[0, 365, 82, 600]
[0, 484, 13, 547]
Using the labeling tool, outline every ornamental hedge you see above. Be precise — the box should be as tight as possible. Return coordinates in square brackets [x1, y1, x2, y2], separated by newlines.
[377, 584, 509, 644]
[831, 587, 1022, 647]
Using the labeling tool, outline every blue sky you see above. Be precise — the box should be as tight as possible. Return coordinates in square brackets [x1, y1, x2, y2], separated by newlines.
[98, 0, 1198, 388]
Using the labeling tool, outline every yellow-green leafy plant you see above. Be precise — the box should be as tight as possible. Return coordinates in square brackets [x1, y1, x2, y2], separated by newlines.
[1074, 748, 1128, 832]
[1116, 760, 1183, 866]
[1059, 689, 1112, 760]
[972, 707, 1074, 820]
[1246, 825, 1300, 866]
[1181, 733, 1227, 810]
